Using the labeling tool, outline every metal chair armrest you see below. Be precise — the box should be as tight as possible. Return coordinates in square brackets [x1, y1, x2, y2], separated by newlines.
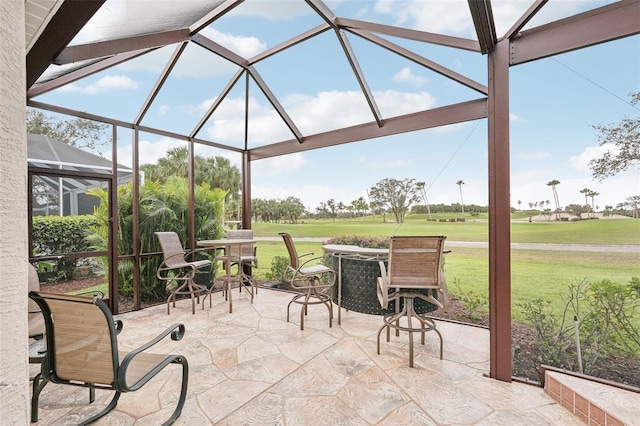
[119, 323, 185, 371]
[118, 323, 186, 390]
[297, 254, 326, 269]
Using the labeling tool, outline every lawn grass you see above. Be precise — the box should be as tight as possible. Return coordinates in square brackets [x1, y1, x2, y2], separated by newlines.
[249, 219, 639, 321]
[252, 216, 639, 245]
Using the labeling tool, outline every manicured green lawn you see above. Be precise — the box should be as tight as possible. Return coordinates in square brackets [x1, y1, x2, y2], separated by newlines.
[250, 217, 639, 320]
[252, 215, 639, 245]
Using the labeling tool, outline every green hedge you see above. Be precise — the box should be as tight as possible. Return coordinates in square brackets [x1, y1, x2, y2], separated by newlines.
[32, 215, 99, 280]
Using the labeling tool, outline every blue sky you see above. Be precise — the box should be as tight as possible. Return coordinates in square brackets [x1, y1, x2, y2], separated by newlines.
[34, 0, 639, 212]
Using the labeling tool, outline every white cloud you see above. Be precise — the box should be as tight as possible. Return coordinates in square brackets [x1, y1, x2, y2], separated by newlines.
[116, 137, 242, 170]
[228, 0, 321, 20]
[201, 89, 438, 145]
[285, 89, 437, 135]
[371, 0, 595, 39]
[200, 27, 266, 59]
[59, 75, 138, 94]
[392, 67, 427, 88]
[159, 104, 170, 115]
[116, 29, 266, 79]
[570, 145, 615, 172]
[252, 154, 308, 177]
[205, 96, 294, 144]
[510, 113, 523, 122]
[116, 137, 183, 168]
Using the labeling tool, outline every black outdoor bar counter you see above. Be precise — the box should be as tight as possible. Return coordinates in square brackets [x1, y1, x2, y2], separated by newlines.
[322, 244, 439, 324]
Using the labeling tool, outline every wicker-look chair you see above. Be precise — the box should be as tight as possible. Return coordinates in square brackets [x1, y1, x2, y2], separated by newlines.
[225, 229, 259, 295]
[279, 232, 335, 330]
[376, 235, 449, 367]
[28, 291, 189, 426]
[155, 231, 212, 314]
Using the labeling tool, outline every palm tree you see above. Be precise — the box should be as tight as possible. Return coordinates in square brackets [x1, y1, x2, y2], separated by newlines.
[456, 180, 465, 214]
[546, 180, 561, 220]
[589, 190, 599, 218]
[415, 181, 432, 220]
[580, 188, 591, 218]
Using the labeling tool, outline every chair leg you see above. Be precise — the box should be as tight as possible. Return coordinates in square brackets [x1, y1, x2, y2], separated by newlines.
[378, 295, 443, 366]
[163, 356, 189, 426]
[77, 391, 121, 426]
[31, 372, 47, 423]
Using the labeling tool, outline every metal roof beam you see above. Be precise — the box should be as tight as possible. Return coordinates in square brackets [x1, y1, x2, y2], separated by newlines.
[135, 42, 189, 125]
[305, 0, 337, 27]
[248, 66, 304, 143]
[502, 0, 547, 41]
[27, 49, 151, 98]
[350, 29, 488, 95]
[468, 0, 497, 54]
[190, 0, 245, 34]
[336, 17, 480, 52]
[55, 29, 190, 64]
[191, 68, 245, 138]
[336, 29, 383, 127]
[510, 1, 640, 65]
[250, 98, 487, 160]
[191, 33, 249, 68]
[250, 23, 331, 64]
[26, 0, 105, 88]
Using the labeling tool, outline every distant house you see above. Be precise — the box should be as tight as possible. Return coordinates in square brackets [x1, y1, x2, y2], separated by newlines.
[27, 133, 132, 216]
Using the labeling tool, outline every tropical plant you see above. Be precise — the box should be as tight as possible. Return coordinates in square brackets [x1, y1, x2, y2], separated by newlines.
[140, 147, 241, 210]
[546, 179, 561, 220]
[580, 188, 592, 218]
[88, 176, 225, 302]
[456, 180, 465, 214]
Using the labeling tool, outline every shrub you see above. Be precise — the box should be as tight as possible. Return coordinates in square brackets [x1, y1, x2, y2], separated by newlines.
[517, 277, 640, 384]
[266, 256, 289, 283]
[452, 277, 487, 321]
[32, 215, 99, 280]
[324, 234, 389, 248]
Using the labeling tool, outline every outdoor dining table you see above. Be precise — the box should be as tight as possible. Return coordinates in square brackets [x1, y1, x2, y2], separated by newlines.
[197, 238, 256, 313]
[322, 244, 389, 325]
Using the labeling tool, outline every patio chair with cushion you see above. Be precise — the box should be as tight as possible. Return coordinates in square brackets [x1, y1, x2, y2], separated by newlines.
[28, 291, 189, 426]
[279, 232, 336, 330]
[376, 235, 449, 367]
[155, 231, 212, 314]
[225, 229, 259, 296]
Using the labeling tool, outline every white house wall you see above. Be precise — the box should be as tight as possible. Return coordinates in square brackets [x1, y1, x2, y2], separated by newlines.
[0, 0, 30, 422]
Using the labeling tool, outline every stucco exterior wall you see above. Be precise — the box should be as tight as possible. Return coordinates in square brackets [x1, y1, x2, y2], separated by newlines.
[0, 0, 30, 422]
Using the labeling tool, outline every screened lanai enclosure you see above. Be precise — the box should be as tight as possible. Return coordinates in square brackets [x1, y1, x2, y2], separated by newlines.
[24, 0, 640, 383]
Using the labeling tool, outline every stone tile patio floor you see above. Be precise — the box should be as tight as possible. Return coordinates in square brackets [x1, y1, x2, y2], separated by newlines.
[31, 287, 585, 425]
